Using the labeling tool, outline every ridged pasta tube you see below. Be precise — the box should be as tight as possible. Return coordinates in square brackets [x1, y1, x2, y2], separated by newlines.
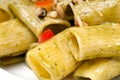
[74, 58, 120, 80]
[0, 0, 33, 23]
[26, 23, 120, 80]
[9, 3, 71, 38]
[69, 23, 120, 61]
[26, 29, 79, 80]
[74, 0, 119, 25]
[0, 0, 14, 22]
[0, 19, 37, 57]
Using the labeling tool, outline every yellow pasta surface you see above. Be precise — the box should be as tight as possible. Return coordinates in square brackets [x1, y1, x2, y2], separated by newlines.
[74, 58, 120, 80]
[0, 19, 37, 57]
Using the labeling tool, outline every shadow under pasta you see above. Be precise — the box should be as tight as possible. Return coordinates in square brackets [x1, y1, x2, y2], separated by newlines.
[0, 9, 11, 23]
[75, 77, 91, 80]
[43, 24, 69, 34]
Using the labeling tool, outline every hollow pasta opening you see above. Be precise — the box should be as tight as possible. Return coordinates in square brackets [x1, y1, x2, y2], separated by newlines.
[68, 33, 79, 60]
[28, 55, 51, 79]
[43, 24, 68, 34]
[0, 9, 11, 22]
[64, 5, 74, 20]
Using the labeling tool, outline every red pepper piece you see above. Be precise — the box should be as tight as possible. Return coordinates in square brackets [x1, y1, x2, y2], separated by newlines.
[35, 0, 54, 11]
[38, 29, 54, 43]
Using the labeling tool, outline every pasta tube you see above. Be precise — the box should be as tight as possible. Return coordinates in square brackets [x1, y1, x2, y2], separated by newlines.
[0, 19, 37, 57]
[9, 3, 71, 38]
[0, 0, 14, 22]
[73, 0, 119, 25]
[74, 58, 120, 80]
[69, 23, 120, 61]
[0, 0, 33, 23]
[26, 23, 120, 80]
[26, 29, 79, 80]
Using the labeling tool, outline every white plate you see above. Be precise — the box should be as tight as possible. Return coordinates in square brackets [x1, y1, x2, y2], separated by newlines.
[0, 62, 73, 80]
[1, 62, 39, 80]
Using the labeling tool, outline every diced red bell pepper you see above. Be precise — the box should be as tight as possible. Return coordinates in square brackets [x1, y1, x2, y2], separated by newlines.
[38, 29, 54, 43]
[35, 0, 54, 11]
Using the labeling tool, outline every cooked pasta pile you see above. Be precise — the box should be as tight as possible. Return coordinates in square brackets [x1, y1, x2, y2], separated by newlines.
[1, 0, 120, 80]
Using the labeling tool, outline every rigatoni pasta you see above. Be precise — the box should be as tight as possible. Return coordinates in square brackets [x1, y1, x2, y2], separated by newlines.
[0, 0, 34, 22]
[26, 29, 79, 80]
[74, 58, 120, 80]
[9, 2, 71, 38]
[69, 23, 120, 61]
[1, 0, 120, 80]
[26, 23, 120, 80]
[73, 0, 120, 25]
[0, 1, 14, 23]
[0, 19, 37, 57]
